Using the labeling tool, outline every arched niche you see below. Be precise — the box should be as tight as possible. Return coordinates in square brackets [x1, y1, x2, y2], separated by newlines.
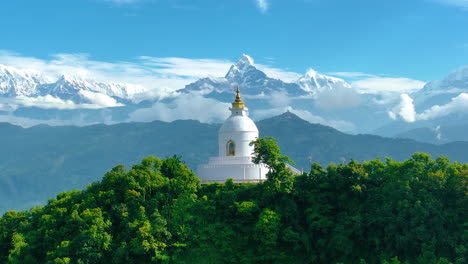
[226, 140, 236, 156]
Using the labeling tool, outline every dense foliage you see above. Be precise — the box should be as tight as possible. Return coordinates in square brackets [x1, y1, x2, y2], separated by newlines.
[0, 137, 467, 263]
[3, 112, 468, 214]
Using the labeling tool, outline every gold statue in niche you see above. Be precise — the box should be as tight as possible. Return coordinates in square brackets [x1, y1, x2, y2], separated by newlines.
[227, 140, 236, 156]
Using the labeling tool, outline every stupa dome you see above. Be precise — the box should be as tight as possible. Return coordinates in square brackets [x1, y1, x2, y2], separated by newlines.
[219, 115, 258, 133]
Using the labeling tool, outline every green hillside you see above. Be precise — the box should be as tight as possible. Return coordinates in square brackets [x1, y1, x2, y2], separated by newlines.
[0, 139, 466, 264]
[2, 112, 468, 213]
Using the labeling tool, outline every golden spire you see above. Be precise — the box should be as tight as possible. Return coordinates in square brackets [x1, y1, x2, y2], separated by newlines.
[232, 86, 245, 108]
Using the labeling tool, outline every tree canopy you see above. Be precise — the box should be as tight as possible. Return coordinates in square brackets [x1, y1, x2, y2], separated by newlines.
[0, 139, 466, 263]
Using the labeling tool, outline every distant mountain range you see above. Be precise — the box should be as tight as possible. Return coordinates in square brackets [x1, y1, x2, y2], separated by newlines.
[412, 65, 468, 110]
[372, 65, 468, 140]
[395, 123, 468, 144]
[178, 55, 387, 133]
[1, 55, 368, 132]
[1, 54, 468, 140]
[0, 64, 146, 102]
[0, 64, 48, 96]
[180, 54, 350, 97]
[1, 55, 351, 105]
[2, 111, 468, 214]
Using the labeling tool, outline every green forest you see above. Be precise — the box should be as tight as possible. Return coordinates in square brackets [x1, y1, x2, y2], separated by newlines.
[0, 137, 466, 264]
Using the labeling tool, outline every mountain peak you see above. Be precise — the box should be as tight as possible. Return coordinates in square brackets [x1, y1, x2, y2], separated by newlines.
[0, 64, 43, 79]
[57, 74, 86, 84]
[305, 69, 319, 78]
[276, 110, 303, 121]
[0, 64, 48, 96]
[237, 54, 254, 67]
[297, 68, 351, 92]
[262, 110, 304, 122]
[225, 54, 262, 80]
[413, 64, 468, 106]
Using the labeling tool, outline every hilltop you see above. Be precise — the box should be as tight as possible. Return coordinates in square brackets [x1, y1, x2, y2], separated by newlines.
[2, 112, 468, 213]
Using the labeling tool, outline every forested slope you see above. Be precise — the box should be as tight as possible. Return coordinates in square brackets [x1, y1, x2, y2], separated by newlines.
[0, 138, 466, 264]
[2, 111, 468, 213]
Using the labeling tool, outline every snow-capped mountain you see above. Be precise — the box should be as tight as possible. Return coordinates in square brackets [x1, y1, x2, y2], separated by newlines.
[0, 64, 48, 96]
[371, 64, 468, 138]
[181, 54, 307, 96]
[180, 54, 350, 97]
[412, 65, 468, 109]
[0, 64, 147, 105]
[38, 74, 146, 103]
[297, 69, 351, 93]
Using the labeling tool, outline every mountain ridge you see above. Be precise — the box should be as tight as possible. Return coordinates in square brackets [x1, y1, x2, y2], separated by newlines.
[180, 54, 351, 97]
[395, 122, 468, 144]
[0, 66, 147, 104]
[2, 111, 468, 213]
[2, 55, 468, 138]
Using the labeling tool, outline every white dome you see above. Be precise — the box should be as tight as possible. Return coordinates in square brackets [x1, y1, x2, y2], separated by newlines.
[219, 114, 258, 133]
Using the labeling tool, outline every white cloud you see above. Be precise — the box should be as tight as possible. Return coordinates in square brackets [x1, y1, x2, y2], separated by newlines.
[14, 95, 79, 110]
[328, 72, 378, 79]
[330, 71, 426, 95]
[0, 94, 123, 111]
[129, 92, 355, 132]
[433, 125, 443, 140]
[388, 93, 416, 122]
[417, 92, 468, 120]
[138, 56, 232, 78]
[128, 94, 231, 123]
[256, 0, 269, 13]
[314, 86, 361, 110]
[351, 77, 426, 94]
[78, 90, 125, 108]
[389, 92, 468, 122]
[269, 90, 292, 107]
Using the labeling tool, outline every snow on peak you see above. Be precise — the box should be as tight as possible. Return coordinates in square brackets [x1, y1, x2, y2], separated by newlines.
[304, 69, 318, 78]
[0, 63, 148, 104]
[225, 54, 260, 80]
[58, 74, 84, 83]
[237, 54, 254, 66]
[413, 64, 468, 105]
[297, 68, 351, 92]
[0, 64, 48, 96]
[44, 74, 147, 100]
[421, 65, 468, 93]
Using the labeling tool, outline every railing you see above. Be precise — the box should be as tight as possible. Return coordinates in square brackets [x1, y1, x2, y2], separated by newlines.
[201, 179, 266, 184]
[198, 163, 268, 169]
[286, 163, 303, 175]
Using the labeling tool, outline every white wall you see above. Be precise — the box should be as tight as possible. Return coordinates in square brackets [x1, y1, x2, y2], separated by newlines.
[197, 163, 269, 183]
[218, 131, 258, 157]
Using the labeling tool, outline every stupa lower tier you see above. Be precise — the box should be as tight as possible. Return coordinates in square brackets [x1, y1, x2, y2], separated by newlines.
[198, 156, 269, 183]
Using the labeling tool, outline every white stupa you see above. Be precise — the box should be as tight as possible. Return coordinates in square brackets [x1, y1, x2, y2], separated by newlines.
[197, 87, 269, 183]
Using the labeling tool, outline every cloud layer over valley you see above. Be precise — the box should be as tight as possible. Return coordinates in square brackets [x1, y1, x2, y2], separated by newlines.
[2, 51, 466, 135]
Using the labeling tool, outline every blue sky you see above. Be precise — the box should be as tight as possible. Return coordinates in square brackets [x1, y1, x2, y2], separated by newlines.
[1, 0, 468, 91]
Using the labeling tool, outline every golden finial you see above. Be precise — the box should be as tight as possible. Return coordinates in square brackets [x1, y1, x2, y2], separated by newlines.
[232, 86, 245, 108]
[235, 86, 242, 102]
